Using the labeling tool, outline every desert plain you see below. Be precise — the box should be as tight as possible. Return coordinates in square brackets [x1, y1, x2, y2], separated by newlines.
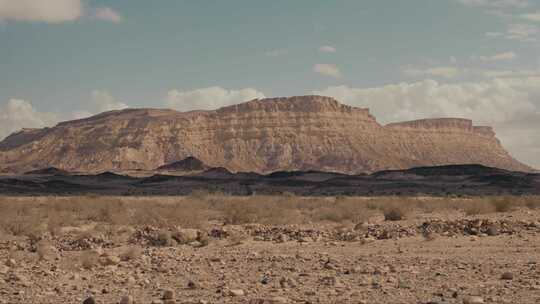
[1, 195, 540, 304]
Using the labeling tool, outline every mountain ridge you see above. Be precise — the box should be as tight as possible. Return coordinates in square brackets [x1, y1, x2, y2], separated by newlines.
[0, 95, 532, 174]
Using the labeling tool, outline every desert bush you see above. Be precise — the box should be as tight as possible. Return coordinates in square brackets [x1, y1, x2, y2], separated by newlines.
[80, 251, 100, 269]
[0, 195, 538, 240]
[361, 197, 410, 221]
[463, 199, 494, 215]
[120, 246, 142, 261]
[153, 230, 175, 247]
[221, 201, 256, 225]
[36, 241, 56, 261]
[490, 197, 513, 213]
[383, 206, 406, 221]
[524, 197, 540, 209]
[227, 230, 248, 246]
[314, 198, 370, 223]
[197, 231, 210, 247]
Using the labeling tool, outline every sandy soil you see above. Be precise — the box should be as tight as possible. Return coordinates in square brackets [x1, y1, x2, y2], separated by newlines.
[1, 202, 540, 304]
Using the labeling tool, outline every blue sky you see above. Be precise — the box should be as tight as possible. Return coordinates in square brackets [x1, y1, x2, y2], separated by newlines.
[1, 0, 540, 167]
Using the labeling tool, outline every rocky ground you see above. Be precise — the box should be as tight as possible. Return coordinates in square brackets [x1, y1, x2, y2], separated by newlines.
[1, 198, 540, 304]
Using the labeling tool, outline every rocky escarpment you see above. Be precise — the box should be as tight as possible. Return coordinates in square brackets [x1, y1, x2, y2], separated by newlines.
[0, 95, 532, 174]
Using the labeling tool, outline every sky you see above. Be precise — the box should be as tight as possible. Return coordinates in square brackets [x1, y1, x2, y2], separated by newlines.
[0, 0, 539, 168]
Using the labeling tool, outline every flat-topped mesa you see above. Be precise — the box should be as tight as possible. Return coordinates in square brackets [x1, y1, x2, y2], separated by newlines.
[56, 108, 177, 128]
[0, 127, 51, 151]
[385, 118, 496, 137]
[218, 95, 377, 122]
[473, 126, 495, 137]
[0, 95, 532, 174]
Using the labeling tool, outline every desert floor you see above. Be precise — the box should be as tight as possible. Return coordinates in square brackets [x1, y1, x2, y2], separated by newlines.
[1, 195, 539, 304]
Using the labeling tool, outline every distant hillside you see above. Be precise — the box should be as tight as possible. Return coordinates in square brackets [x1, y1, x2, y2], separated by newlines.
[0, 96, 532, 174]
[0, 164, 538, 196]
[157, 157, 209, 172]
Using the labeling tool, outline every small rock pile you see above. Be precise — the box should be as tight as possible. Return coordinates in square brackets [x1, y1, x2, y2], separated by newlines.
[129, 226, 209, 247]
[248, 226, 327, 242]
[418, 219, 540, 237]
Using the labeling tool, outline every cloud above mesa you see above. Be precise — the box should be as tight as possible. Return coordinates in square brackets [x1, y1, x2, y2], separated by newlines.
[0, 0, 123, 23]
[314, 76, 540, 168]
[456, 0, 530, 8]
[0, 90, 129, 139]
[313, 64, 342, 78]
[0, 99, 58, 140]
[166, 87, 265, 112]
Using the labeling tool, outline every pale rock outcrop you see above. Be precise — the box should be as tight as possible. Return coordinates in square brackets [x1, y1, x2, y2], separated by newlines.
[0, 96, 532, 174]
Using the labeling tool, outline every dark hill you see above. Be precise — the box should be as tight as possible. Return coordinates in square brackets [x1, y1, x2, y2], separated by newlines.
[1, 164, 538, 196]
[24, 167, 69, 176]
[157, 157, 209, 172]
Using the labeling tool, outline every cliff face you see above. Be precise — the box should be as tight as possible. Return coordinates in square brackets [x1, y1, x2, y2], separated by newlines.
[0, 95, 532, 174]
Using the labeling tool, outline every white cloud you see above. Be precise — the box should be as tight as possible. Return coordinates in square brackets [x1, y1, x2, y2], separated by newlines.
[506, 23, 538, 41]
[481, 69, 540, 78]
[521, 12, 540, 22]
[91, 90, 128, 113]
[486, 31, 504, 38]
[314, 76, 540, 168]
[479, 51, 517, 61]
[165, 87, 265, 112]
[315, 78, 539, 124]
[313, 64, 342, 78]
[0, 99, 59, 140]
[0, 0, 122, 23]
[456, 0, 530, 8]
[0, 91, 129, 140]
[265, 49, 288, 57]
[319, 46, 337, 53]
[64, 91, 129, 120]
[405, 65, 540, 79]
[71, 110, 93, 120]
[403, 66, 461, 79]
[0, 0, 82, 23]
[93, 7, 122, 23]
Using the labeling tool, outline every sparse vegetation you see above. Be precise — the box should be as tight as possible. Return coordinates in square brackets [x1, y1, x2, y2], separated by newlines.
[0, 194, 540, 303]
[463, 200, 494, 216]
[120, 246, 143, 261]
[80, 251, 99, 269]
[0, 195, 539, 240]
[490, 197, 513, 213]
[383, 206, 407, 221]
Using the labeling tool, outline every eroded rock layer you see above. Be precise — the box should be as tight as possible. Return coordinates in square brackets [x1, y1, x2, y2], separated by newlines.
[0, 96, 532, 174]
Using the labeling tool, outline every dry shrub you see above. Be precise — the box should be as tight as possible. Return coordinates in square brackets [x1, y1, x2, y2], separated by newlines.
[524, 197, 540, 209]
[36, 240, 56, 261]
[120, 246, 142, 261]
[153, 230, 175, 247]
[383, 207, 407, 221]
[314, 198, 370, 224]
[221, 200, 257, 225]
[0, 195, 538, 240]
[490, 197, 513, 213]
[226, 230, 248, 246]
[197, 231, 210, 247]
[362, 197, 410, 221]
[463, 199, 494, 215]
[80, 251, 99, 269]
